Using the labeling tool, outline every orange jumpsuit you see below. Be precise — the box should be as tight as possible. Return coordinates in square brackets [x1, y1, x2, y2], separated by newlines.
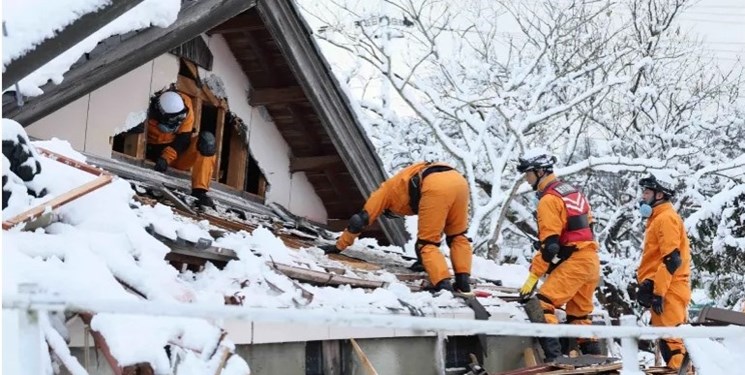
[146, 93, 215, 190]
[335, 162, 472, 285]
[637, 202, 691, 369]
[530, 175, 600, 336]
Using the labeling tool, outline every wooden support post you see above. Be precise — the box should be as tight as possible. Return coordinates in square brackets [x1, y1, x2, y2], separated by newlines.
[213, 107, 226, 181]
[350, 339, 378, 375]
[523, 347, 538, 367]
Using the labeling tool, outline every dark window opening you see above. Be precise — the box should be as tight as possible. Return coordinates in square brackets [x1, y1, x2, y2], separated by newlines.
[245, 152, 264, 195]
[445, 336, 483, 374]
[305, 341, 324, 375]
[200, 104, 218, 135]
[112, 133, 126, 153]
[218, 114, 233, 185]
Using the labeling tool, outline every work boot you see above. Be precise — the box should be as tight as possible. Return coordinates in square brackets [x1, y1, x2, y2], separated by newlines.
[579, 340, 602, 355]
[454, 273, 472, 293]
[434, 279, 454, 292]
[409, 260, 425, 272]
[191, 189, 215, 209]
[539, 337, 563, 362]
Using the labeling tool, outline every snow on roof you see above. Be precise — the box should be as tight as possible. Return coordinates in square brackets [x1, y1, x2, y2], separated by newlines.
[2, 0, 181, 96]
[2, 130, 531, 371]
[686, 336, 745, 374]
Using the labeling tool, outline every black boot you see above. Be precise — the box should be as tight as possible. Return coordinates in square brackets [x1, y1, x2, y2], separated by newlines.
[579, 340, 602, 355]
[539, 337, 563, 362]
[191, 188, 215, 208]
[454, 273, 472, 293]
[434, 279, 454, 292]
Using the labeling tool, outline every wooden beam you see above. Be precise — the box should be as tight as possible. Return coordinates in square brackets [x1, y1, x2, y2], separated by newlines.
[256, 0, 408, 246]
[242, 30, 274, 77]
[2, 0, 146, 91]
[207, 10, 265, 35]
[248, 85, 306, 106]
[290, 155, 343, 173]
[5, 0, 257, 126]
[350, 339, 379, 375]
[270, 262, 387, 289]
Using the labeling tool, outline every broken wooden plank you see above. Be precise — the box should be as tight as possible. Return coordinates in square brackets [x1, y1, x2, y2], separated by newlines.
[160, 186, 198, 215]
[36, 147, 110, 176]
[536, 362, 622, 374]
[523, 347, 538, 367]
[350, 339, 379, 375]
[493, 364, 560, 375]
[79, 313, 155, 375]
[3, 147, 115, 230]
[270, 262, 387, 289]
[3, 174, 113, 230]
[327, 253, 382, 271]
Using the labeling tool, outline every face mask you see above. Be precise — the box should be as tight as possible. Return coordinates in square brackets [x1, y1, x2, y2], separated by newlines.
[639, 201, 652, 218]
[531, 193, 540, 207]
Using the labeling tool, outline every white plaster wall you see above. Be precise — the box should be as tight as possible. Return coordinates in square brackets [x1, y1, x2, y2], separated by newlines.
[205, 34, 326, 222]
[27, 55, 179, 157]
[25, 95, 88, 149]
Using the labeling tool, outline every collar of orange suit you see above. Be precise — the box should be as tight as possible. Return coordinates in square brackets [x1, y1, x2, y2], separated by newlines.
[535, 173, 558, 192]
[647, 201, 674, 222]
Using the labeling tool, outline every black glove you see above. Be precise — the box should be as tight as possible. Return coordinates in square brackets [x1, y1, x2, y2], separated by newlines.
[319, 244, 341, 255]
[651, 294, 664, 314]
[532, 240, 542, 251]
[636, 279, 654, 308]
[154, 157, 169, 173]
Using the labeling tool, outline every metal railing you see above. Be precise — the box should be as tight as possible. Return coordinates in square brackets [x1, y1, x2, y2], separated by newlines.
[4, 290, 743, 375]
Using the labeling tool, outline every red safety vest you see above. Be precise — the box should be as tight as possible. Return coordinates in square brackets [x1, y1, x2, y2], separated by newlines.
[542, 181, 594, 244]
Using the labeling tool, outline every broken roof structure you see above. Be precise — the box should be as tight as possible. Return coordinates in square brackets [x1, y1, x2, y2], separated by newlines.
[3, 0, 408, 247]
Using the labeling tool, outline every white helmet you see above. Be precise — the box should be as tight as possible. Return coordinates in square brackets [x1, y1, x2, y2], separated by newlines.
[158, 91, 185, 115]
[517, 148, 557, 173]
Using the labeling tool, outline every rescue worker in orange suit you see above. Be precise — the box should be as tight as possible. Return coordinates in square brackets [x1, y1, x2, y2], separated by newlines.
[143, 90, 217, 208]
[320, 162, 473, 293]
[635, 174, 691, 370]
[516, 150, 601, 361]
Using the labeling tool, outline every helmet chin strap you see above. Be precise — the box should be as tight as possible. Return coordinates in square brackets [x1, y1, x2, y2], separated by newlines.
[531, 170, 546, 191]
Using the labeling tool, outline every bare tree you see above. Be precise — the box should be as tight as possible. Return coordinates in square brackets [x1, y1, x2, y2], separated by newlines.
[301, 0, 744, 266]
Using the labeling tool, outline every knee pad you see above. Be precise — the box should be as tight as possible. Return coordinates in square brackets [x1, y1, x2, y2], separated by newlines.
[197, 132, 216, 157]
[445, 231, 470, 247]
[659, 340, 682, 362]
[415, 238, 441, 254]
